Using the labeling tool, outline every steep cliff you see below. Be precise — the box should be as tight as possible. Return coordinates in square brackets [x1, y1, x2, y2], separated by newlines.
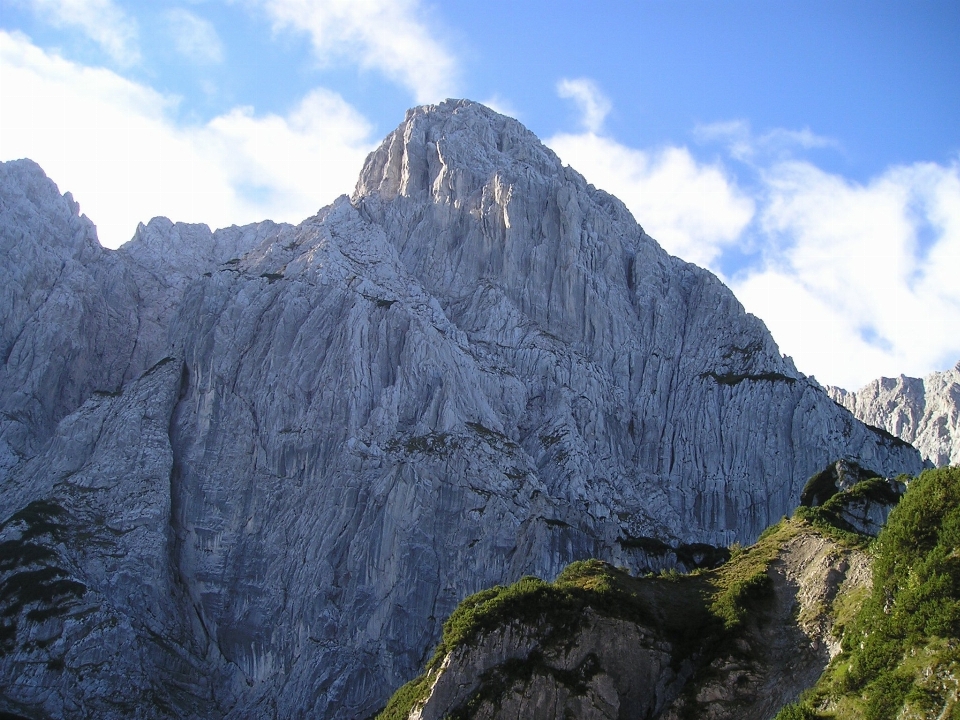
[828, 363, 960, 466]
[0, 157, 283, 480]
[0, 100, 924, 718]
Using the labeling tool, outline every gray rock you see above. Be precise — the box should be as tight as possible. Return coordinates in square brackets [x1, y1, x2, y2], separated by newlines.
[0, 100, 924, 719]
[829, 363, 960, 466]
[412, 611, 690, 720]
[0, 160, 280, 480]
[0, 359, 230, 718]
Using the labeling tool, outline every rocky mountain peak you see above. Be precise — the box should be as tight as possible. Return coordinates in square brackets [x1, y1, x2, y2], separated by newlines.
[354, 99, 569, 204]
[0, 158, 100, 262]
[829, 362, 960, 466]
[0, 102, 926, 719]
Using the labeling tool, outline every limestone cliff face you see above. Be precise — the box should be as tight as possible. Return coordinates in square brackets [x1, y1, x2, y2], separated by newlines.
[0, 158, 282, 479]
[0, 359, 232, 718]
[0, 100, 923, 719]
[828, 363, 960, 467]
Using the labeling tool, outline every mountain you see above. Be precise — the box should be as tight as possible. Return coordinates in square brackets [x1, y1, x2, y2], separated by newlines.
[0, 100, 923, 719]
[828, 363, 960, 467]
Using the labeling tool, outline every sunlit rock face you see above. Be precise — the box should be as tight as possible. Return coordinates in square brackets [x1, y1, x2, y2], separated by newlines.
[0, 100, 923, 719]
[0, 157, 283, 480]
[828, 363, 960, 467]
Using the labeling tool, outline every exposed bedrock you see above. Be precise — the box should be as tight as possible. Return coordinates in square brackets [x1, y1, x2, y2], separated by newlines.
[0, 100, 923, 718]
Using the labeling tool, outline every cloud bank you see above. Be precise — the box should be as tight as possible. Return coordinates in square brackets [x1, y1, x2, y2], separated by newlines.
[0, 31, 375, 247]
[549, 80, 960, 389]
[254, 0, 458, 103]
[733, 158, 960, 389]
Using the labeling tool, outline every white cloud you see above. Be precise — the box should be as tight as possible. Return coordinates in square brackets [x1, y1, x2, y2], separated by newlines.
[547, 131, 754, 267]
[549, 81, 960, 389]
[0, 30, 376, 247]
[556, 77, 611, 134]
[253, 0, 458, 103]
[695, 120, 839, 162]
[731, 159, 960, 389]
[202, 88, 375, 219]
[166, 8, 224, 65]
[21, 0, 140, 65]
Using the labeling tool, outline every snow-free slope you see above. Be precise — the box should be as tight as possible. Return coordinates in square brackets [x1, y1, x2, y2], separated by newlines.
[0, 101, 923, 719]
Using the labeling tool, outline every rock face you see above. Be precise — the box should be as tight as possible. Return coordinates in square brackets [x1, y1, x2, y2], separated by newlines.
[0, 157, 284, 479]
[412, 611, 692, 720]
[0, 359, 230, 718]
[828, 363, 960, 467]
[400, 531, 870, 720]
[798, 459, 906, 537]
[0, 100, 923, 719]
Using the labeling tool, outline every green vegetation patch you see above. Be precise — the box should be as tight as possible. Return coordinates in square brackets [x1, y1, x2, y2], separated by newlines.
[709, 519, 798, 630]
[432, 564, 656, 672]
[385, 432, 460, 456]
[700, 370, 797, 386]
[466, 422, 518, 450]
[2, 499, 68, 541]
[776, 466, 960, 720]
[792, 506, 870, 548]
[0, 498, 87, 655]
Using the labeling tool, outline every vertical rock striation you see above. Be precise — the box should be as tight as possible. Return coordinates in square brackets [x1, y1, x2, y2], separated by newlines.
[0, 101, 924, 718]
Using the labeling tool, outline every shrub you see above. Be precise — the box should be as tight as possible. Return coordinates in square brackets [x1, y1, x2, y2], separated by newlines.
[782, 467, 960, 719]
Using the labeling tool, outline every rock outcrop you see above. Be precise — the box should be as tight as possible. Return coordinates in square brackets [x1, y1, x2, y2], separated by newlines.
[388, 527, 870, 720]
[0, 100, 924, 718]
[798, 459, 906, 537]
[828, 363, 960, 466]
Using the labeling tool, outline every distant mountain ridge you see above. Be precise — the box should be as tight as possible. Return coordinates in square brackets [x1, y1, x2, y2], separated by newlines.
[828, 362, 960, 466]
[0, 100, 923, 719]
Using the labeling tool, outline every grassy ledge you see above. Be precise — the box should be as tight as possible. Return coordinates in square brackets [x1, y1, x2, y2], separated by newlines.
[377, 518, 811, 719]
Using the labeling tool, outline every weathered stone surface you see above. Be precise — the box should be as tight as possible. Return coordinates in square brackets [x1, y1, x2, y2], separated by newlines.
[0, 100, 924, 718]
[829, 362, 960, 466]
[412, 611, 690, 720]
[0, 359, 230, 719]
[0, 159, 281, 480]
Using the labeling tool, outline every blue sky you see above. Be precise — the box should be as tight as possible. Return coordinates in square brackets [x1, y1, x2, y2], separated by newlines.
[1, 0, 958, 389]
